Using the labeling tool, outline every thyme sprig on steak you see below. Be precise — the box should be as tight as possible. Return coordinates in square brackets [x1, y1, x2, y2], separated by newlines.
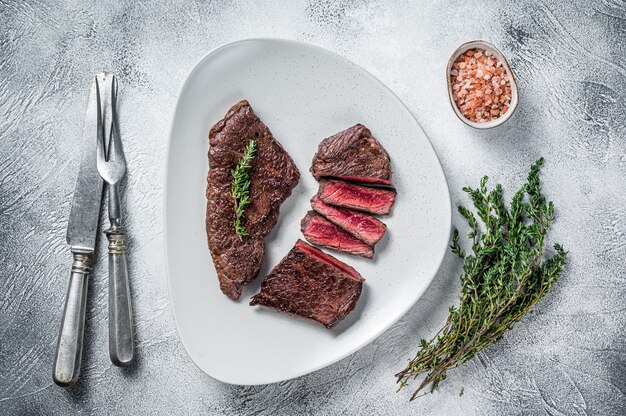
[231, 139, 256, 239]
[396, 158, 567, 400]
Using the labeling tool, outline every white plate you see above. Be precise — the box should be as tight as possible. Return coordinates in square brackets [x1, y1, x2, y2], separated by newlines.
[165, 38, 451, 385]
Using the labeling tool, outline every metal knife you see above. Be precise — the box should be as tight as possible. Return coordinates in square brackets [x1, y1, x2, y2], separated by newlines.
[52, 74, 111, 387]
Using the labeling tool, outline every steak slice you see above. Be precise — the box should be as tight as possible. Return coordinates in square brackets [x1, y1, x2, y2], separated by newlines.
[206, 100, 300, 300]
[310, 124, 392, 185]
[317, 179, 397, 215]
[301, 211, 374, 258]
[250, 240, 364, 328]
[311, 196, 386, 246]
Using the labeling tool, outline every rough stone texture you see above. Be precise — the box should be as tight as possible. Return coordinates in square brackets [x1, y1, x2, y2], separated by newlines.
[0, 0, 624, 415]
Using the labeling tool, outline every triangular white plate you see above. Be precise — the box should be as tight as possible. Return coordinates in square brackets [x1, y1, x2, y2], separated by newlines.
[165, 38, 451, 385]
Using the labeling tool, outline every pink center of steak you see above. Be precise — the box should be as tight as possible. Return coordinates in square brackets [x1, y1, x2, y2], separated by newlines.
[317, 179, 396, 216]
[311, 196, 386, 246]
[300, 211, 374, 259]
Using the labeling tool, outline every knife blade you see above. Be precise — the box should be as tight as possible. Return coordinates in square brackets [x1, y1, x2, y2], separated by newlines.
[53, 74, 110, 387]
[65, 76, 108, 253]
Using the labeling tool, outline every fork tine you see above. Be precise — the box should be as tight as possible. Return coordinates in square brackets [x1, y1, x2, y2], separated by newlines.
[109, 75, 126, 166]
[111, 128, 126, 165]
[95, 76, 106, 170]
[99, 74, 113, 161]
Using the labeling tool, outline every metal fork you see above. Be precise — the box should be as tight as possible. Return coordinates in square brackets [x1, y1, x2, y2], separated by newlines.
[96, 74, 134, 367]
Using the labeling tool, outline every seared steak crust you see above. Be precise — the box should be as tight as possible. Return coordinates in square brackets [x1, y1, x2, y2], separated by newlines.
[310, 124, 392, 185]
[206, 100, 300, 300]
[250, 240, 364, 328]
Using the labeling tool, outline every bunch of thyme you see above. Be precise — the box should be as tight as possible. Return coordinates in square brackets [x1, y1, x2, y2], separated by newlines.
[231, 139, 256, 239]
[396, 158, 567, 400]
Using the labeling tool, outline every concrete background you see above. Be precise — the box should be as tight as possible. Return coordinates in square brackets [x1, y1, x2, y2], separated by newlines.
[1, 0, 625, 414]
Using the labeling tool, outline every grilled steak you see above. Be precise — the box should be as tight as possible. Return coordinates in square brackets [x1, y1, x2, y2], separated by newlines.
[317, 179, 397, 215]
[311, 196, 386, 246]
[310, 124, 392, 185]
[250, 240, 364, 328]
[206, 100, 300, 300]
[301, 211, 374, 258]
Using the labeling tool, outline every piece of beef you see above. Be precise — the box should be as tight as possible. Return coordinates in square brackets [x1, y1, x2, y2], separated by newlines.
[310, 124, 392, 185]
[250, 240, 364, 328]
[311, 196, 386, 246]
[301, 211, 374, 258]
[317, 179, 397, 215]
[206, 100, 300, 300]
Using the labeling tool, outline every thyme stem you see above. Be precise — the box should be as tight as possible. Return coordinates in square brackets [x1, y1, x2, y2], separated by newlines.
[396, 158, 567, 400]
[231, 139, 256, 239]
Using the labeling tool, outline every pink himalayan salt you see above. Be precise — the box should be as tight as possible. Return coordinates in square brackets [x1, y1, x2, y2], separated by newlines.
[450, 48, 512, 123]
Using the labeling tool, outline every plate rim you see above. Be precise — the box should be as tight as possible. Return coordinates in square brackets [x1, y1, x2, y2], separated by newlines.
[163, 37, 452, 385]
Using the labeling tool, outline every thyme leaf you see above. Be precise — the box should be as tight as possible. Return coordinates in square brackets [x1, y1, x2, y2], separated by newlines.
[231, 139, 256, 239]
[396, 158, 567, 400]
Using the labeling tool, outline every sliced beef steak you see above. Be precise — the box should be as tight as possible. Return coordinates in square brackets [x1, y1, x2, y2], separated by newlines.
[310, 124, 392, 185]
[250, 240, 364, 328]
[311, 196, 386, 246]
[301, 211, 374, 258]
[317, 179, 397, 215]
[206, 100, 300, 300]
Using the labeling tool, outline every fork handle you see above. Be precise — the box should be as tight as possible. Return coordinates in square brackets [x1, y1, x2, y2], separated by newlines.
[106, 225, 134, 366]
[53, 253, 91, 387]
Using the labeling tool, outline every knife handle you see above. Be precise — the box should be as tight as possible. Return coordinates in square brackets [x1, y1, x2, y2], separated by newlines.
[53, 253, 91, 387]
[106, 226, 134, 366]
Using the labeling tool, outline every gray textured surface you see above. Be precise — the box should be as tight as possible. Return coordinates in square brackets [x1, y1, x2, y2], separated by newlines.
[1, 0, 625, 415]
